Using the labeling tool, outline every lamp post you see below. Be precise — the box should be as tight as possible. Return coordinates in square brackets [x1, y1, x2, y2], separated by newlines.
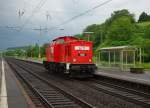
[38, 40, 41, 59]
[83, 32, 94, 41]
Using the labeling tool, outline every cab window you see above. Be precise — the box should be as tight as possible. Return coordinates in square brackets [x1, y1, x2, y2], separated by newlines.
[56, 39, 65, 44]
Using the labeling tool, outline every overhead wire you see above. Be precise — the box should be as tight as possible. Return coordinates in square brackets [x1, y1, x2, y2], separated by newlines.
[1, 0, 113, 33]
[19, 0, 47, 32]
[47, 0, 113, 31]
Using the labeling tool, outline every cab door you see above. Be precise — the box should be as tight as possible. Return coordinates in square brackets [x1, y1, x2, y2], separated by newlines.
[64, 44, 71, 63]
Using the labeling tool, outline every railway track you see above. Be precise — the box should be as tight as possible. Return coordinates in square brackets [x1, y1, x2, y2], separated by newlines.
[7, 59, 94, 108]
[85, 79, 150, 107]
[14, 69, 45, 108]
[7, 58, 150, 108]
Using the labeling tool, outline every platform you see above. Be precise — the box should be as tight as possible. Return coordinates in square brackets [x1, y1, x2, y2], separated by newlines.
[95, 68, 150, 86]
[0, 58, 32, 108]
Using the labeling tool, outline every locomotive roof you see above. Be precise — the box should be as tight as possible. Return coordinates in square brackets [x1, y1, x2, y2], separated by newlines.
[53, 36, 78, 41]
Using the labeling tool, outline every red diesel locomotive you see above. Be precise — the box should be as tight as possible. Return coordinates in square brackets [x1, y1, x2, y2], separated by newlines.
[43, 36, 96, 77]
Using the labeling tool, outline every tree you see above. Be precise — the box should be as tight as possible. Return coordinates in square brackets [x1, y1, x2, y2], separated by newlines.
[33, 43, 40, 57]
[101, 9, 135, 46]
[107, 16, 133, 42]
[105, 9, 135, 26]
[144, 25, 150, 39]
[83, 24, 106, 48]
[80, 9, 135, 48]
[41, 43, 48, 57]
[26, 46, 33, 57]
[138, 12, 150, 22]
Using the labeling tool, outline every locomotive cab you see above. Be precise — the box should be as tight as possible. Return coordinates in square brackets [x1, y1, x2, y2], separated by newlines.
[70, 42, 92, 64]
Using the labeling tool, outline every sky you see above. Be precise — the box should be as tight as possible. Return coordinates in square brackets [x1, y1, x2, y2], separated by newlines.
[0, 0, 150, 49]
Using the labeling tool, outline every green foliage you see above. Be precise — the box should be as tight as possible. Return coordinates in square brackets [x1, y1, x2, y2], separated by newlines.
[105, 10, 135, 42]
[80, 9, 135, 49]
[4, 50, 16, 56]
[80, 9, 150, 62]
[41, 43, 48, 57]
[130, 36, 145, 47]
[105, 9, 135, 26]
[144, 25, 150, 39]
[26, 45, 33, 57]
[138, 12, 150, 22]
[5, 43, 47, 59]
[82, 23, 107, 49]
[32, 43, 39, 57]
[25, 43, 47, 58]
[137, 21, 150, 27]
[74, 34, 86, 40]
[107, 16, 133, 41]
[75, 9, 142, 52]
[142, 39, 150, 62]
[4, 49, 26, 57]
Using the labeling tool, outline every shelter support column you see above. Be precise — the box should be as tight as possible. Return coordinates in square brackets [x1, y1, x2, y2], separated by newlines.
[139, 48, 142, 64]
[133, 51, 135, 67]
[142, 48, 144, 62]
[125, 51, 128, 70]
[126, 51, 127, 65]
[120, 51, 123, 70]
[113, 51, 116, 64]
[109, 51, 110, 66]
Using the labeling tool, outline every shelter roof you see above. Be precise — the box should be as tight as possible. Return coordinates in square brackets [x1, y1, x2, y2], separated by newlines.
[99, 46, 137, 51]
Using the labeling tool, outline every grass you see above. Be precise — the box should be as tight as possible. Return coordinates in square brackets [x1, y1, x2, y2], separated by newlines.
[16, 56, 45, 62]
[136, 21, 150, 27]
[31, 57, 46, 61]
[95, 60, 150, 70]
[141, 63, 150, 69]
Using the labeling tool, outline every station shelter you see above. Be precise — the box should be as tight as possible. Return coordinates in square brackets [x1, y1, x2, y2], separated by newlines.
[97, 46, 137, 70]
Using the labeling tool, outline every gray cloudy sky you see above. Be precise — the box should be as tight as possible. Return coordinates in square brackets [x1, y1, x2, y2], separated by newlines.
[0, 0, 150, 49]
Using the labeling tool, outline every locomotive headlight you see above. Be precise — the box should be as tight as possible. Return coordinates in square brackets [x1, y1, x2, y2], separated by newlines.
[89, 59, 92, 62]
[73, 58, 76, 62]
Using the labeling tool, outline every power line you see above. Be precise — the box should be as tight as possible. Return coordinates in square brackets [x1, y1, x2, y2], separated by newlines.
[19, 0, 47, 32]
[48, 0, 113, 31]
[1, 0, 112, 33]
[46, 11, 51, 21]
[18, 9, 25, 19]
[33, 26, 48, 34]
[5, 26, 21, 31]
[0, 24, 49, 33]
